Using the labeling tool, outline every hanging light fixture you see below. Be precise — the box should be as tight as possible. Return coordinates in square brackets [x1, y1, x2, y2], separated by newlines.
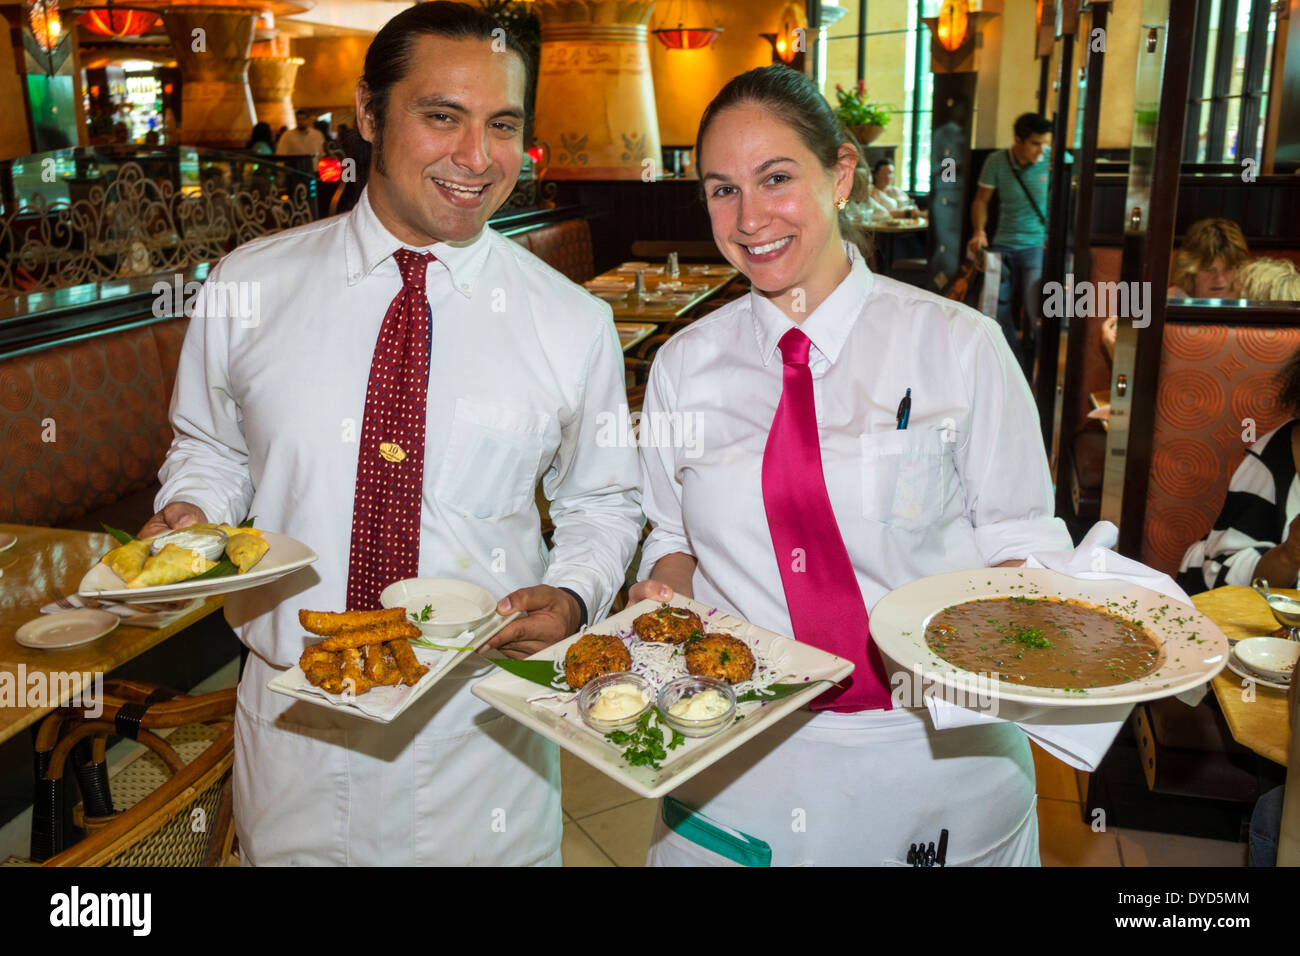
[78, 5, 160, 38]
[935, 0, 971, 53]
[652, 0, 722, 50]
[26, 0, 62, 52]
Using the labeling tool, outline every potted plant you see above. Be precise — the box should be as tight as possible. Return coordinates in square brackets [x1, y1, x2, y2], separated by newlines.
[834, 80, 892, 145]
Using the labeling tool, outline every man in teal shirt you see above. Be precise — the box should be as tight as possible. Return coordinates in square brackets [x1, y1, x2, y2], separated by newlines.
[968, 113, 1053, 372]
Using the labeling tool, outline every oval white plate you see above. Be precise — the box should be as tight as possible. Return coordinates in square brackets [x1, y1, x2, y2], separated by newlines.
[1233, 637, 1299, 683]
[0, 532, 17, 554]
[17, 609, 119, 649]
[78, 531, 318, 603]
[380, 577, 496, 638]
[870, 568, 1230, 708]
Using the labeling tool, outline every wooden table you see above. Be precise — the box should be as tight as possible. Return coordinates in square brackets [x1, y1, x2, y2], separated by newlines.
[1193, 585, 1298, 864]
[615, 322, 657, 353]
[869, 218, 928, 274]
[0, 524, 223, 745]
[586, 262, 738, 321]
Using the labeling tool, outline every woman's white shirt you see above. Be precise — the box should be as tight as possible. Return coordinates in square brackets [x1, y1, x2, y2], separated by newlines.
[637, 245, 1071, 644]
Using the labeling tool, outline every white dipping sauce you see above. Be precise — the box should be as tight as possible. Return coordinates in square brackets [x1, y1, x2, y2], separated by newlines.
[150, 528, 226, 562]
[590, 683, 649, 721]
[668, 689, 729, 720]
[414, 596, 487, 622]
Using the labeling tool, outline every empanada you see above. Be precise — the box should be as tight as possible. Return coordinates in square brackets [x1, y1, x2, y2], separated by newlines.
[225, 532, 269, 573]
[127, 544, 216, 588]
[102, 539, 150, 583]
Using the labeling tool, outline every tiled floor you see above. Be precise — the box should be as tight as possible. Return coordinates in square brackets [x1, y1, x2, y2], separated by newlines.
[562, 742, 1250, 867]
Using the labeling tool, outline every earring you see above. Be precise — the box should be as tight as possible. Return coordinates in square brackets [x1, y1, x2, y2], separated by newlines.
[835, 196, 848, 210]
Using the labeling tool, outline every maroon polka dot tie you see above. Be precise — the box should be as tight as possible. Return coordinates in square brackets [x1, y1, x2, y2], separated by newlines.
[345, 248, 434, 611]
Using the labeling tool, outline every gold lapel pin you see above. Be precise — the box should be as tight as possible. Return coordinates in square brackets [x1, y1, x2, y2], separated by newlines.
[379, 442, 406, 463]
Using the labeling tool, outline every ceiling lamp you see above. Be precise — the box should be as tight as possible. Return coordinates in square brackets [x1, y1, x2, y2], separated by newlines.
[652, 0, 722, 50]
[26, 0, 62, 52]
[78, 6, 160, 38]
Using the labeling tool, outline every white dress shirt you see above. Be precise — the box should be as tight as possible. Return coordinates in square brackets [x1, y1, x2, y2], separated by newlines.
[639, 242, 1070, 634]
[637, 243, 1071, 866]
[157, 188, 641, 865]
[275, 126, 326, 163]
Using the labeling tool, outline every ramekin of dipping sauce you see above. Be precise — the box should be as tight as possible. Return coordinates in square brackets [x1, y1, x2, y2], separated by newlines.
[578, 672, 654, 733]
[149, 527, 227, 562]
[658, 676, 736, 738]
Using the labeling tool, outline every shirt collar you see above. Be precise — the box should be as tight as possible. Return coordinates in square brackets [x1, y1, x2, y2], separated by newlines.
[344, 187, 492, 298]
[750, 242, 874, 367]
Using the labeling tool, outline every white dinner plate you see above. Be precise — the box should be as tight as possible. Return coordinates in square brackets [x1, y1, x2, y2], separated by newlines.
[0, 532, 17, 554]
[869, 568, 1230, 708]
[267, 609, 525, 723]
[16, 609, 119, 649]
[77, 531, 318, 603]
[471, 596, 855, 800]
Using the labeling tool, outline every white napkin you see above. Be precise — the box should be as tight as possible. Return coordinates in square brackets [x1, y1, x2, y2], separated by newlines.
[925, 521, 1205, 771]
[40, 594, 202, 629]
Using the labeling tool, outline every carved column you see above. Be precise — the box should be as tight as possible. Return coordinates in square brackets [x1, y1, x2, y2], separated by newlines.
[533, 0, 662, 180]
[248, 55, 303, 131]
[160, 7, 258, 147]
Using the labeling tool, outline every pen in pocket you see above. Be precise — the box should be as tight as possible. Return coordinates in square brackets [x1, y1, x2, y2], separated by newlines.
[895, 387, 911, 430]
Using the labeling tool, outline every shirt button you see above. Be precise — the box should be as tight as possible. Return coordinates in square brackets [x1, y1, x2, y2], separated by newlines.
[351, 273, 360, 280]
[460, 283, 469, 292]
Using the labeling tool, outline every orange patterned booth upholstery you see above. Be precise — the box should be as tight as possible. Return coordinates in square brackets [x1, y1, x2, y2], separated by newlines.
[507, 219, 595, 284]
[0, 320, 186, 531]
[1140, 323, 1299, 575]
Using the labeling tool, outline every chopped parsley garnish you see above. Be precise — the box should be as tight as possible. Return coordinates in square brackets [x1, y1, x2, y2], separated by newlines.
[605, 709, 685, 770]
[410, 604, 434, 623]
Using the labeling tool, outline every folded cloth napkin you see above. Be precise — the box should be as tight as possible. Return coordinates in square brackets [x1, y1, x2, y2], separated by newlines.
[925, 521, 1206, 771]
[40, 594, 202, 630]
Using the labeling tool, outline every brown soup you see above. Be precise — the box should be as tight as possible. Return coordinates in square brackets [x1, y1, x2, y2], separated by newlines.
[924, 596, 1162, 690]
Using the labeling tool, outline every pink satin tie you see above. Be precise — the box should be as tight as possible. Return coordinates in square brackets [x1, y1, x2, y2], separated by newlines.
[761, 327, 893, 712]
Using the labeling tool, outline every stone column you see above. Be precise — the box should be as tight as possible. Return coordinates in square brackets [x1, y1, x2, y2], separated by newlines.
[248, 55, 303, 131]
[160, 7, 258, 148]
[533, 0, 662, 180]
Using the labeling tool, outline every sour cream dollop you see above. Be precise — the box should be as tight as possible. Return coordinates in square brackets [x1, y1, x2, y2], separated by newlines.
[150, 528, 226, 562]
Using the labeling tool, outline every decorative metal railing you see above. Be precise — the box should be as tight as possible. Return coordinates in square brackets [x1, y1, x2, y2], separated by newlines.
[0, 146, 317, 297]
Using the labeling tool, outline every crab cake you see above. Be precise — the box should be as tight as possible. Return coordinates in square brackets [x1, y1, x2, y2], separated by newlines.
[563, 633, 632, 690]
[632, 606, 704, 645]
[685, 633, 755, 684]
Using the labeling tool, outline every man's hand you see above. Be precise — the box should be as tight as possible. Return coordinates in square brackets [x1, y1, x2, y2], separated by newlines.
[482, 585, 584, 660]
[139, 501, 208, 540]
[967, 230, 988, 260]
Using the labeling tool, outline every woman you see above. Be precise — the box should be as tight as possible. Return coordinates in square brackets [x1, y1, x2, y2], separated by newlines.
[1235, 257, 1300, 301]
[864, 158, 919, 220]
[246, 121, 275, 156]
[1178, 348, 1300, 595]
[1167, 218, 1248, 299]
[631, 66, 1072, 866]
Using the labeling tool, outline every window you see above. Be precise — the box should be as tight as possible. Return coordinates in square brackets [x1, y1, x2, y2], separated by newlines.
[1183, 0, 1276, 163]
[819, 1, 935, 195]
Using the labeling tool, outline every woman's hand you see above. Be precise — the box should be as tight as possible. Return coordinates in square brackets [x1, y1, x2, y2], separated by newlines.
[628, 580, 675, 604]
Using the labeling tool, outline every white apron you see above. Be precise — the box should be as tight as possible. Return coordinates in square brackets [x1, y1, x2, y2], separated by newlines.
[647, 706, 1038, 867]
[234, 652, 561, 866]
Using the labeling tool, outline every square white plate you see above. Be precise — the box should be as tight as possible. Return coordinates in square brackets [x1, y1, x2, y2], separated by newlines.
[471, 597, 854, 799]
[78, 531, 318, 603]
[267, 610, 524, 723]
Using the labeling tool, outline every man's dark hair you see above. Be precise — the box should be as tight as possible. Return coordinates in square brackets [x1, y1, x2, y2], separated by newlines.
[1013, 113, 1053, 141]
[346, 1, 532, 181]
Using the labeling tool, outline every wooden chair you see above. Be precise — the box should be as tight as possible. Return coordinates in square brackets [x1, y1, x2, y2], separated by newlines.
[28, 684, 237, 866]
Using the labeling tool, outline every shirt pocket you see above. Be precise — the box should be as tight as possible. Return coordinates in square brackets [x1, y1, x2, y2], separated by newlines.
[434, 398, 549, 519]
[859, 428, 951, 531]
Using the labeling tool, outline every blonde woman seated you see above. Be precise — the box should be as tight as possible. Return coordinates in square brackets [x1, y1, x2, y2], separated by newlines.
[1235, 257, 1300, 301]
[864, 159, 920, 221]
[1167, 218, 1249, 299]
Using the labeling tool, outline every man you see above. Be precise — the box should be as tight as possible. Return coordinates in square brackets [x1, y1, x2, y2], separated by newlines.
[142, 1, 641, 865]
[275, 108, 328, 166]
[967, 112, 1053, 372]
